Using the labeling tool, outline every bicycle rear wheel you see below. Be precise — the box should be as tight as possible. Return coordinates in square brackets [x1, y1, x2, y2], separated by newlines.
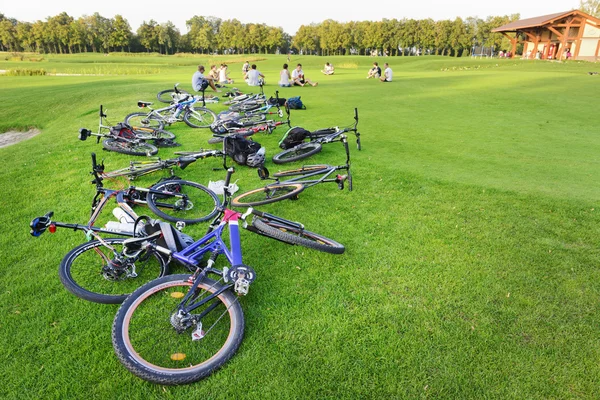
[272, 142, 323, 164]
[184, 106, 217, 128]
[231, 183, 304, 207]
[157, 89, 190, 103]
[103, 138, 158, 157]
[59, 238, 169, 304]
[125, 112, 165, 130]
[147, 180, 220, 224]
[112, 275, 244, 385]
[251, 217, 345, 254]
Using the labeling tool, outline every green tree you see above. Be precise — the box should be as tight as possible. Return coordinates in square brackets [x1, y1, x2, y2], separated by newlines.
[111, 15, 132, 52]
[0, 19, 18, 51]
[157, 22, 179, 54]
[579, 0, 600, 17]
[47, 12, 74, 53]
[186, 16, 217, 53]
[137, 20, 158, 52]
[292, 24, 319, 54]
[16, 22, 33, 51]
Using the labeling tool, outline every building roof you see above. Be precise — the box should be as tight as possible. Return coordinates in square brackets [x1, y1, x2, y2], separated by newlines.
[492, 10, 598, 32]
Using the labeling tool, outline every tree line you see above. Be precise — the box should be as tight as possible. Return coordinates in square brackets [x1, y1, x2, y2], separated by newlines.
[0, 11, 553, 57]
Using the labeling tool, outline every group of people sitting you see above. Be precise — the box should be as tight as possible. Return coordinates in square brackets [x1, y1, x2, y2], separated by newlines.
[279, 63, 318, 87]
[366, 62, 393, 82]
[192, 59, 393, 93]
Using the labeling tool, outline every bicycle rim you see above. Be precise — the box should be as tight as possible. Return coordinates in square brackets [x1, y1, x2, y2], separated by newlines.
[231, 183, 304, 207]
[147, 180, 220, 224]
[113, 275, 244, 384]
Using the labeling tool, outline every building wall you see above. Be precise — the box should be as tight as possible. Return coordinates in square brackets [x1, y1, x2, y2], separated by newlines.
[579, 22, 600, 60]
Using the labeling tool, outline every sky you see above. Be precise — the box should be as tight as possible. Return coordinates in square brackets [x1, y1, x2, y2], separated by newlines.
[2, 0, 581, 35]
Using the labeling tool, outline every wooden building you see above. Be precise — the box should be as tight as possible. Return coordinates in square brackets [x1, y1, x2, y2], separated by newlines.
[492, 10, 600, 61]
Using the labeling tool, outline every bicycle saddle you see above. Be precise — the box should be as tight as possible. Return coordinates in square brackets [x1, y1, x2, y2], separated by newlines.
[137, 101, 152, 108]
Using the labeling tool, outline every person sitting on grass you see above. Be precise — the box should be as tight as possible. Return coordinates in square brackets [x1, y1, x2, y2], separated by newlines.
[291, 63, 318, 87]
[367, 62, 381, 79]
[279, 63, 292, 87]
[380, 62, 393, 82]
[219, 64, 234, 85]
[244, 64, 265, 86]
[321, 62, 334, 75]
[192, 65, 220, 93]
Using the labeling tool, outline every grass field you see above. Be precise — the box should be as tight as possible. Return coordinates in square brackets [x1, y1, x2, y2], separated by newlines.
[1, 52, 600, 399]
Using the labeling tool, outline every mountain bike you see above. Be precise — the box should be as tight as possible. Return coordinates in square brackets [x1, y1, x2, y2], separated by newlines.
[156, 83, 220, 104]
[231, 135, 353, 207]
[111, 166, 344, 385]
[272, 108, 361, 164]
[125, 88, 217, 129]
[29, 153, 222, 303]
[102, 149, 225, 180]
[78, 105, 178, 156]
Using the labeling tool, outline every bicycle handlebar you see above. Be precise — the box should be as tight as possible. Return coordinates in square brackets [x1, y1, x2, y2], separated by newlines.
[30, 211, 54, 237]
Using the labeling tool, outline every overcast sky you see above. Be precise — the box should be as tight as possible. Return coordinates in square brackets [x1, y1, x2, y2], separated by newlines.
[2, 0, 580, 35]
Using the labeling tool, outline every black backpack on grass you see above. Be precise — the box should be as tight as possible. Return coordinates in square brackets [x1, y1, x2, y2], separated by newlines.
[279, 127, 310, 149]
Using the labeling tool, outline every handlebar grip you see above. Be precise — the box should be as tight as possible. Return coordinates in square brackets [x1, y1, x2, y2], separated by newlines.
[224, 167, 235, 187]
[91, 153, 97, 169]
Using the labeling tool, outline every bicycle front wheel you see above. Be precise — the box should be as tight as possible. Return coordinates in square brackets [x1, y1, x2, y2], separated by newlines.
[231, 183, 304, 207]
[59, 238, 169, 304]
[184, 106, 217, 128]
[103, 138, 158, 157]
[125, 112, 165, 130]
[157, 89, 190, 103]
[112, 275, 244, 385]
[147, 180, 220, 224]
[251, 217, 345, 254]
[272, 142, 323, 164]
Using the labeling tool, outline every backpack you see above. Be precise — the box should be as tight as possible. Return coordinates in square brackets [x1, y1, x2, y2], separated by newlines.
[286, 96, 306, 110]
[110, 122, 136, 139]
[268, 96, 287, 107]
[279, 127, 310, 149]
[224, 134, 262, 165]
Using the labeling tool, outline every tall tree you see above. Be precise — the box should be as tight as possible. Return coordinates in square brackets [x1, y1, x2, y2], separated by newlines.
[137, 20, 158, 52]
[579, 0, 600, 17]
[111, 15, 132, 52]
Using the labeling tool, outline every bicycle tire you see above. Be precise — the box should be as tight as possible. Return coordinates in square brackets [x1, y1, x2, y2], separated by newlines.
[112, 274, 244, 385]
[103, 138, 159, 157]
[272, 142, 323, 164]
[251, 217, 345, 254]
[157, 88, 190, 103]
[231, 183, 304, 207]
[272, 165, 331, 178]
[125, 112, 165, 130]
[131, 127, 176, 141]
[184, 106, 217, 128]
[59, 238, 169, 304]
[147, 180, 220, 224]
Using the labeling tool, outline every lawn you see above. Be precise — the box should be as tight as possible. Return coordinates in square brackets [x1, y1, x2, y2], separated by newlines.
[1, 52, 599, 399]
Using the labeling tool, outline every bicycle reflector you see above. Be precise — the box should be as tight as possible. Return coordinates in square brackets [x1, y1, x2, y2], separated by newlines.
[49, 224, 57, 233]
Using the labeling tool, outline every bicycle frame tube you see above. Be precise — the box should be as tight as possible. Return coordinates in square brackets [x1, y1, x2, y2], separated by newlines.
[172, 209, 243, 267]
[280, 166, 345, 188]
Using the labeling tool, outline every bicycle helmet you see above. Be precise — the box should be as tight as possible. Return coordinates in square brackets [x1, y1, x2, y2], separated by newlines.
[246, 147, 266, 167]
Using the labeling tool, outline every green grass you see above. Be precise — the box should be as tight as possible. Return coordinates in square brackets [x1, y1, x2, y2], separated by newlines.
[1, 52, 600, 399]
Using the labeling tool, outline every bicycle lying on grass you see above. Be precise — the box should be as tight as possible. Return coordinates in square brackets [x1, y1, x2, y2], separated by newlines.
[101, 149, 224, 180]
[79, 105, 178, 156]
[231, 135, 353, 207]
[273, 108, 361, 164]
[111, 165, 344, 385]
[29, 153, 222, 303]
[126, 86, 217, 129]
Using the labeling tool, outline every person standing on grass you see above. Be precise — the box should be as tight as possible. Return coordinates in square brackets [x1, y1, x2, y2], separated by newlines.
[245, 64, 265, 86]
[380, 63, 393, 82]
[192, 65, 220, 92]
[291, 63, 318, 86]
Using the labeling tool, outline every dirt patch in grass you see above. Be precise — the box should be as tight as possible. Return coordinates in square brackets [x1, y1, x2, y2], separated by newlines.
[0, 129, 42, 148]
